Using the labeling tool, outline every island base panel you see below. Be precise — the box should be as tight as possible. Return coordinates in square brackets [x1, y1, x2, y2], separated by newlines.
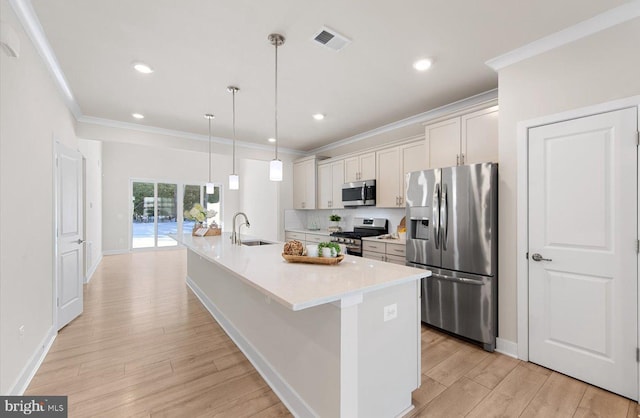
[187, 250, 420, 418]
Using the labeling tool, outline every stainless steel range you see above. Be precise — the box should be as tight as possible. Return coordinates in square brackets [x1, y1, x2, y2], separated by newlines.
[330, 217, 388, 257]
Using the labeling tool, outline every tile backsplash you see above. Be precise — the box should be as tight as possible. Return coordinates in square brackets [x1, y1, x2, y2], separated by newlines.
[285, 208, 406, 234]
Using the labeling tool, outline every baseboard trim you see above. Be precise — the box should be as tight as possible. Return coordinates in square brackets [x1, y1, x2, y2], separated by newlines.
[84, 254, 103, 284]
[186, 276, 317, 418]
[7, 326, 56, 395]
[495, 337, 519, 359]
[102, 249, 129, 256]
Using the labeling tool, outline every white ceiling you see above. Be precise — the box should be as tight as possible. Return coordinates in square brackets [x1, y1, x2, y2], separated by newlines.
[30, 0, 627, 151]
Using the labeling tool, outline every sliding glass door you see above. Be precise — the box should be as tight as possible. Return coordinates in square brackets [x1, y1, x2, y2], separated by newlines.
[132, 180, 222, 249]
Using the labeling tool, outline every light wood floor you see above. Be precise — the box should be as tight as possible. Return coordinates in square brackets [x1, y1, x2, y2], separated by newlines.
[26, 250, 638, 417]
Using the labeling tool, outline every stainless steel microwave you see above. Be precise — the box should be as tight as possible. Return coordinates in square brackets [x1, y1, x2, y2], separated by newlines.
[342, 180, 376, 207]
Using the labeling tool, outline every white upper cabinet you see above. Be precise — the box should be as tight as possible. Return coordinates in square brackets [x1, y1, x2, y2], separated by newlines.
[425, 118, 461, 168]
[425, 105, 499, 168]
[293, 157, 317, 210]
[317, 160, 344, 209]
[376, 141, 427, 208]
[462, 106, 499, 165]
[344, 152, 376, 182]
[401, 141, 427, 200]
[376, 147, 401, 208]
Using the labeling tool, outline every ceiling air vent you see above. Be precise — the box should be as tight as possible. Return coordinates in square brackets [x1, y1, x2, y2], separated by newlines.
[312, 26, 351, 52]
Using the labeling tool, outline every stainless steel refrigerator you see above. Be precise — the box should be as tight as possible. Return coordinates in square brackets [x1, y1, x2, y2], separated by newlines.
[405, 163, 498, 351]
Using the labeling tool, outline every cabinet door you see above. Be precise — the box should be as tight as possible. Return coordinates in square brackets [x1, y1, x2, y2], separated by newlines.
[344, 157, 360, 183]
[331, 160, 344, 209]
[462, 106, 499, 165]
[401, 141, 427, 205]
[426, 118, 461, 168]
[293, 161, 306, 209]
[376, 147, 401, 207]
[303, 159, 316, 209]
[317, 164, 332, 209]
[359, 152, 376, 181]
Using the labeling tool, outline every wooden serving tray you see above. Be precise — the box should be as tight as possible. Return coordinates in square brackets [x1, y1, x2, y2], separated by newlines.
[282, 254, 344, 265]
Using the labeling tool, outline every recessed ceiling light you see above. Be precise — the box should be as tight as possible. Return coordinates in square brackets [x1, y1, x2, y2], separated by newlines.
[413, 58, 433, 71]
[268, 137, 276, 143]
[133, 63, 154, 74]
[313, 113, 325, 121]
[132, 113, 144, 119]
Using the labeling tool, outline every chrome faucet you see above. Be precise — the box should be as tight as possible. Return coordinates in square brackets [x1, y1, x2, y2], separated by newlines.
[231, 212, 250, 245]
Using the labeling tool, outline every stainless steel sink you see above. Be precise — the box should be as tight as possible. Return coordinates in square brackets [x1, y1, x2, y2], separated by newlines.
[241, 240, 275, 246]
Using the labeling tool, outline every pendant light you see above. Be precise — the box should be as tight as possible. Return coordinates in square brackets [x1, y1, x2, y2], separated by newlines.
[204, 113, 215, 194]
[268, 33, 285, 182]
[227, 86, 240, 190]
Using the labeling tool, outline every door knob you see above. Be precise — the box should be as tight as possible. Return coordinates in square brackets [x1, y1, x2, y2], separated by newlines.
[77, 239, 85, 244]
[531, 253, 552, 262]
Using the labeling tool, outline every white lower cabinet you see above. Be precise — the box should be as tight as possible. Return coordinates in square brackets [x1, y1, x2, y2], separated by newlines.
[362, 240, 406, 265]
[284, 231, 330, 248]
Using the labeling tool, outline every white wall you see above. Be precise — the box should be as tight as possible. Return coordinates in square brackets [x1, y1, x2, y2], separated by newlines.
[101, 140, 295, 252]
[78, 139, 102, 280]
[238, 159, 280, 242]
[497, 18, 640, 342]
[0, 2, 78, 394]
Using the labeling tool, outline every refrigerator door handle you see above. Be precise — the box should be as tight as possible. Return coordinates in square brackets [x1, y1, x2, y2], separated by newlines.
[431, 273, 484, 286]
[441, 184, 448, 251]
[433, 183, 441, 249]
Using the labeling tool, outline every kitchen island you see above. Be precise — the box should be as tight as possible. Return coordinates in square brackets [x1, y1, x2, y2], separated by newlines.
[175, 233, 429, 418]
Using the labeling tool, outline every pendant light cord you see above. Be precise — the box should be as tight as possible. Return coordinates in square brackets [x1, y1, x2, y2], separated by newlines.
[274, 40, 279, 161]
[208, 117, 212, 183]
[232, 89, 236, 174]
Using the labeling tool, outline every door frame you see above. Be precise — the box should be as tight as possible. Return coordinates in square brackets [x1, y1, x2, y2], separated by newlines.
[516, 95, 640, 400]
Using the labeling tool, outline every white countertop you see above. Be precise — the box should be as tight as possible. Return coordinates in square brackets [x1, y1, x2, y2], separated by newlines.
[174, 233, 428, 311]
[362, 236, 407, 245]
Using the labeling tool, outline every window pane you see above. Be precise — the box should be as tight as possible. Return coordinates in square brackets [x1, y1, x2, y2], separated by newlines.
[183, 185, 201, 233]
[132, 182, 155, 248]
[157, 183, 177, 247]
[206, 185, 222, 227]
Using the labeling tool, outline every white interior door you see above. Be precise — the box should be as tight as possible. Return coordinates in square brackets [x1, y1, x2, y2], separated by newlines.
[56, 143, 84, 329]
[528, 107, 638, 400]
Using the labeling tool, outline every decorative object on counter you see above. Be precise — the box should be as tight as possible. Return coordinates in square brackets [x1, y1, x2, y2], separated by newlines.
[328, 214, 342, 233]
[283, 240, 305, 256]
[398, 216, 406, 240]
[281, 253, 344, 265]
[227, 86, 240, 190]
[204, 113, 215, 194]
[185, 203, 220, 236]
[306, 244, 319, 257]
[268, 33, 285, 182]
[318, 242, 341, 257]
[307, 215, 321, 231]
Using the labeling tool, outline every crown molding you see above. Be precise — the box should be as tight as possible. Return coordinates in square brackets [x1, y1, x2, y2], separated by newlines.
[77, 115, 305, 156]
[486, 1, 640, 71]
[307, 89, 498, 155]
[9, 0, 81, 118]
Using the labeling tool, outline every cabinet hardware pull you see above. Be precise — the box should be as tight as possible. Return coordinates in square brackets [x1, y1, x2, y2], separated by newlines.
[456, 154, 459, 165]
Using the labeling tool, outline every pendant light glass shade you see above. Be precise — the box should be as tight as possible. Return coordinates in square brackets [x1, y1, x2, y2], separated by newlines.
[204, 113, 215, 194]
[227, 86, 240, 190]
[269, 159, 283, 181]
[269, 33, 285, 182]
[228, 174, 239, 190]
